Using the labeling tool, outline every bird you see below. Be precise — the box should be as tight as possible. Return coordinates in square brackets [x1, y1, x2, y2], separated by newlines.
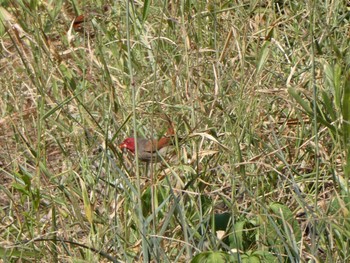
[119, 124, 175, 163]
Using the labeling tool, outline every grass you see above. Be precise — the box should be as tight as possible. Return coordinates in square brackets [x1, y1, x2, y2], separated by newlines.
[1, 0, 350, 262]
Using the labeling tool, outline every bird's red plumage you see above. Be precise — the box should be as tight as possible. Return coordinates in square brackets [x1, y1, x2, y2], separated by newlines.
[119, 123, 175, 162]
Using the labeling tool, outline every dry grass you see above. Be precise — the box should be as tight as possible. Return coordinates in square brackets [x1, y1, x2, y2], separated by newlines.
[1, 0, 350, 262]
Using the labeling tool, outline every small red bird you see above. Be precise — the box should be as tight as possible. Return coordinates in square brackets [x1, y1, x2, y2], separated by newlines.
[119, 125, 175, 163]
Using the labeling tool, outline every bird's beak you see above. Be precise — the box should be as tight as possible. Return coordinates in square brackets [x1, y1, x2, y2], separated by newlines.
[119, 143, 127, 149]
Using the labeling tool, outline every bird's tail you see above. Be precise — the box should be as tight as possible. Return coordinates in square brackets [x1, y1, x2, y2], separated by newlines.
[163, 113, 175, 136]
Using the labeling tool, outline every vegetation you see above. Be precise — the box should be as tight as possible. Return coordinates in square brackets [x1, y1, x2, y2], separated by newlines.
[1, 0, 350, 262]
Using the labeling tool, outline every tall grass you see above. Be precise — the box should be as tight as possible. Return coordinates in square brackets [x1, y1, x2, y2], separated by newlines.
[1, 0, 350, 262]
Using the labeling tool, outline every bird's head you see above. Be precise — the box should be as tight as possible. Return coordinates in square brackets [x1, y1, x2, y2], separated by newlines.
[119, 138, 136, 153]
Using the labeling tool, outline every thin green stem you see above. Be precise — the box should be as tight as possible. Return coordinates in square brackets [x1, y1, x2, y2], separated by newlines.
[126, 1, 149, 261]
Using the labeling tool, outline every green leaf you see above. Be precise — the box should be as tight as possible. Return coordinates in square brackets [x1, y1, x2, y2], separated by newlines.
[213, 212, 231, 231]
[141, 185, 167, 217]
[142, 0, 151, 22]
[0, 247, 37, 259]
[228, 220, 256, 251]
[323, 62, 342, 112]
[242, 255, 260, 263]
[256, 41, 270, 74]
[288, 88, 313, 114]
[269, 202, 301, 242]
[191, 251, 229, 263]
[288, 87, 336, 133]
[229, 221, 244, 250]
[321, 90, 336, 122]
[251, 250, 279, 262]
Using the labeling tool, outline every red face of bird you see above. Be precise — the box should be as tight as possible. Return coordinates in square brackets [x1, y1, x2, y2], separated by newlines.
[119, 138, 136, 153]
